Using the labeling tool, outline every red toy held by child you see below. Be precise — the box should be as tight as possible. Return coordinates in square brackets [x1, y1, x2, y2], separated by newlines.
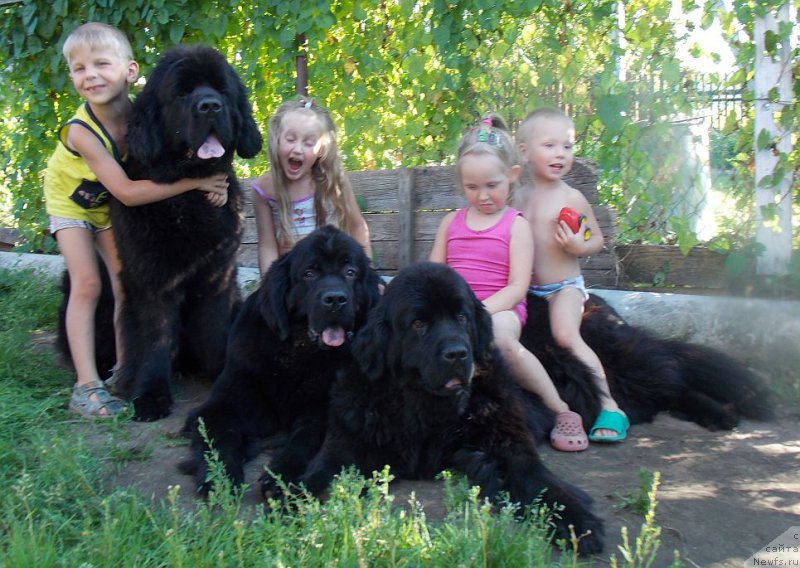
[558, 207, 591, 241]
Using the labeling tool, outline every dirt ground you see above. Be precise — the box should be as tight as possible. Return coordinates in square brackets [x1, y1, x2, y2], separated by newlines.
[79, 375, 800, 568]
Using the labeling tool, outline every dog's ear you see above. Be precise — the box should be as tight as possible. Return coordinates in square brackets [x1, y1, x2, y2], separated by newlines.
[259, 254, 292, 340]
[126, 89, 164, 165]
[229, 69, 263, 159]
[472, 294, 495, 365]
[356, 265, 383, 321]
[352, 304, 389, 381]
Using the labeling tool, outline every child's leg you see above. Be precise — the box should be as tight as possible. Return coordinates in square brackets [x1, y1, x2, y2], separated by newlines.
[56, 225, 126, 418]
[493, 311, 588, 451]
[491, 311, 568, 414]
[95, 227, 124, 368]
[548, 288, 626, 438]
[56, 227, 105, 386]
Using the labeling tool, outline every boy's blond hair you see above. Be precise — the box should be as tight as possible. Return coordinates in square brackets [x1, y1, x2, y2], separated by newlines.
[62, 22, 134, 65]
[517, 107, 574, 145]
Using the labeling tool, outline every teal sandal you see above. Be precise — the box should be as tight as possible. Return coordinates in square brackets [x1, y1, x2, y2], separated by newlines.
[69, 380, 128, 419]
[588, 409, 629, 442]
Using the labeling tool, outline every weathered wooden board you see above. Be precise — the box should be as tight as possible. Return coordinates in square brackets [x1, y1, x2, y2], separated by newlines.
[616, 245, 728, 289]
[239, 158, 619, 286]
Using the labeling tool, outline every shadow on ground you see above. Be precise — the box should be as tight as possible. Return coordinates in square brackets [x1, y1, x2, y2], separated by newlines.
[80, 375, 800, 568]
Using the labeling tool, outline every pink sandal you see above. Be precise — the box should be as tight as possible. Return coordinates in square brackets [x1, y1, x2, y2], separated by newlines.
[550, 411, 588, 452]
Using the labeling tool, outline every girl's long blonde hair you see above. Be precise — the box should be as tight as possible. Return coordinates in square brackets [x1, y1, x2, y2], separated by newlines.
[267, 98, 359, 250]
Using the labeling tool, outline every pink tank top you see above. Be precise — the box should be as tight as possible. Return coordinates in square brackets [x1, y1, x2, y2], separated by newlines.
[446, 206, 527, 325]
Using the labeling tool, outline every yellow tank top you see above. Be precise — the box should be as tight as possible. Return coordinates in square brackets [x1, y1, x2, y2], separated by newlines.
[43, 103, 123, 228]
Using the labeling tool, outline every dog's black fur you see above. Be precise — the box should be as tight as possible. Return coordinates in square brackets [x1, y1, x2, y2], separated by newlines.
[180, 226, 383, 496]
[522, 294, 774, 433]
[293, 262, 604, 555]
[106, 45, 262, 421]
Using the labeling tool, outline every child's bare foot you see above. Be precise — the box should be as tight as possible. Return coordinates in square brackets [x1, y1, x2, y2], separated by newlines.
[588, 406, 628, 442]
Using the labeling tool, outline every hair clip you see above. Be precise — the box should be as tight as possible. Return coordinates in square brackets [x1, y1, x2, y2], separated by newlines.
[477, 129, 488, 142]
[481, 117, 493, 126]
[487, 131, 498, 146]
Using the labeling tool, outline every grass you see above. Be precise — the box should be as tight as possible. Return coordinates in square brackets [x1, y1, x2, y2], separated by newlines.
[611, 471, 682, 568]
[0, 268, 674, 567]
[614, 469, 657, 517]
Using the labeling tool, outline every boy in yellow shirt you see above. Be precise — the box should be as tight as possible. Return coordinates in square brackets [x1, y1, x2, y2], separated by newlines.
[44, 22, 228, 418]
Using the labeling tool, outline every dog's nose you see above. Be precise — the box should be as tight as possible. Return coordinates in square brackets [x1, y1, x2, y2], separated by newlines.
[442, 343, 468, 363]
[197, 96, 223, 114]
[321, 291, 348, 310]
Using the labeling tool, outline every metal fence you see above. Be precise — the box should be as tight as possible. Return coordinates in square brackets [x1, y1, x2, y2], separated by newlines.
[691, 73, 748, 130]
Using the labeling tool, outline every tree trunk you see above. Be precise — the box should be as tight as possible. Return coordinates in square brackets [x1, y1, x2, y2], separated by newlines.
[753, 2, 794, 276]
[296, 33, 308, 96]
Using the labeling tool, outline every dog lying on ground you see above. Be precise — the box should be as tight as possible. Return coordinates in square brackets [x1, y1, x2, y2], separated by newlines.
[181, 226, 383, 496]
[522, 293, 774, 433]
[285, 262, 605, 555]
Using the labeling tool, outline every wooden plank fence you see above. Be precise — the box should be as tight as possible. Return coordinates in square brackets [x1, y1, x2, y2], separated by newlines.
[239, 157, 620, 288]
[616, 244, 728, 289]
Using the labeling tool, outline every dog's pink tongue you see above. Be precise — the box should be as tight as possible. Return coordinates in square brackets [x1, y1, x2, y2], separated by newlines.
[322, 326, 346, 347]
[197, 134, 225, 159]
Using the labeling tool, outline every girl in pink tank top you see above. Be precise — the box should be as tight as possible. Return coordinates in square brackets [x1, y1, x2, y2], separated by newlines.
[444, 206, 528, 324]
[429, 114, 589, 452]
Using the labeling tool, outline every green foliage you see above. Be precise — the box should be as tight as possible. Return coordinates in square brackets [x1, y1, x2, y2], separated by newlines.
[615, 468, 657, 517]
[716, 239, 800, 298]
[1, 0, 797, 255]
[611, 470, 680, 568]
[710, 0, 799, 254]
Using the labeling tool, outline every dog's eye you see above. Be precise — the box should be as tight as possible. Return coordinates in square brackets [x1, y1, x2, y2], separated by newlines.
[412, 320, 427, 334]
[457, 313, 468, 325]
[345, 267, 358, 279]
[303, 269, 317, 280]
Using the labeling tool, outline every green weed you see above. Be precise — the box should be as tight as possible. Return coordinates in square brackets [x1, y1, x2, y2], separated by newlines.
[615, 468, 658, 516]
[611, 470, 682, 568]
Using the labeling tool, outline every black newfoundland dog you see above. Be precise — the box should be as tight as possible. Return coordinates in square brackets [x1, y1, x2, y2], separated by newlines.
[292, 262, 605, 555]
[522, 294, 774, 432]
[107, 45, 263, 421]
[181, 226, 383, 495]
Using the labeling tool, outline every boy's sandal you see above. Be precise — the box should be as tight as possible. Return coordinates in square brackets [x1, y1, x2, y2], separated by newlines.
[550, 410, 588, 452]
[69, 380, 128, 419]
[588, 409, 629, 443]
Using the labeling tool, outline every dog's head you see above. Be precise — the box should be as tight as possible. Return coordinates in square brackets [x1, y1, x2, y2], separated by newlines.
[127, 44, 263, 168]
[258, 225, 382, 347]
[354, 262, 494, 398]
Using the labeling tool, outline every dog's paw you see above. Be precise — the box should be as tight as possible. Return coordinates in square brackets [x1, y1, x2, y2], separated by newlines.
[258, 471, 285, 501]
[552, 510, 605, 556]
[132, 393, 173, 422]
[177, 458, 197, 475]
[259, 472, 308, 512]
[105, 369, 133, 399]
[195, 478, 213, 498]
